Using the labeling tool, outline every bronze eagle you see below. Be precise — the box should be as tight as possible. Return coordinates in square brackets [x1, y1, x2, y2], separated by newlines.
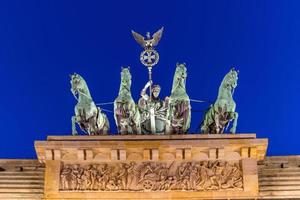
[131, 27, 164, 49]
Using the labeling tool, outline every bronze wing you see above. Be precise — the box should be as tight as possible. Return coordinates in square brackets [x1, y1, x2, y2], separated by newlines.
[152, 27, 164, 47]
[131, 30, 145, 48]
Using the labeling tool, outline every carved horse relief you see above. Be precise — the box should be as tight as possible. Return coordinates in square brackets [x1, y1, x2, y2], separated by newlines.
[201, 68, 239, 134]
[166, 63, 191, 134]
[114, 67, 141, 134]
[70, 73, 110, 135]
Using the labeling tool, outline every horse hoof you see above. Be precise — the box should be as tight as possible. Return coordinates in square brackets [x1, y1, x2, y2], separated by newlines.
[72, 132, 78, 136]
[230, 128, 236, 134]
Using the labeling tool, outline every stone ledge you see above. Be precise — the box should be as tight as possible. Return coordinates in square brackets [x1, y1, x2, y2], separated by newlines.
[35, 134, 268, 163]
[0, 159, 43, 166]
[47, 133, 257, 141]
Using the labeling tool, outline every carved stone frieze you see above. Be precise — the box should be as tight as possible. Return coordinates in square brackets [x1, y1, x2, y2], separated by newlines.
[60, 160, 243, 192]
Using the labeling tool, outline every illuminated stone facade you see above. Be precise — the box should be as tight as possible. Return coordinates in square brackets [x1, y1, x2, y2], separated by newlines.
[0, 134, 299, 199]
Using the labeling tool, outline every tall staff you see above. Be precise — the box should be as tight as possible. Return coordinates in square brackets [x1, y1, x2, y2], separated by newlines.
[132, 27, 163, 98]
[132, 27, 164, 133]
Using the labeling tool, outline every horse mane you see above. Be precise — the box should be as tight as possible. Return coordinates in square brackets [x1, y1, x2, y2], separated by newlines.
[116, 68, 133, 102]
[170, 64, 189, 101]
[217, 70, 236, 100]
[80, 78, 92, 98]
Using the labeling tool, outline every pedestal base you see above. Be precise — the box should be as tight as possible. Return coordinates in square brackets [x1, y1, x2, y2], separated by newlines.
[35, 133, 268, 199]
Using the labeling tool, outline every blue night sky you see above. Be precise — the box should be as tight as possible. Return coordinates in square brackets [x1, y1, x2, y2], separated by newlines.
[0, 0, 299, 158]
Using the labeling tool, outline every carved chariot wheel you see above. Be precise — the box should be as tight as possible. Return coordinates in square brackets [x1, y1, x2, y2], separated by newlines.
[142, 180, 155, 191]
[140, 49, 159, 67]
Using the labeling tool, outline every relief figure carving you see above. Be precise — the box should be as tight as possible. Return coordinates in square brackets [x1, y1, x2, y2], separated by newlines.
[60, 160, 243, 192]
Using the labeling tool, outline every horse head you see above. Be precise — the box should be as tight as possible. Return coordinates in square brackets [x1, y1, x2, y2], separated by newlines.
[223, 68, 239, 93]
[120, 67, 132, 90]
[115, 67, 140, 134]
[171, 63, 187, 94]
[175, 63, 187, 81]
[70, 73, 90, 99]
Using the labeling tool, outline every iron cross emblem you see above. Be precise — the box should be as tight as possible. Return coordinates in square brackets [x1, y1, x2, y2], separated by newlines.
[140, 49, 159, 67]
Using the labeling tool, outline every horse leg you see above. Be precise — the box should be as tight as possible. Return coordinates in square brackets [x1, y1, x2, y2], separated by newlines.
[214, 113, 221, 134]
[133, 114, 142, 134]
[230, 112, 238, 134]
[201, 107, 214, 134]
[165, 119, 172, 135]
[71, 116, 78, 135]
[103, 118, 109, 135]
[135, 124, 142, 135]
[200, 124, 208, 134]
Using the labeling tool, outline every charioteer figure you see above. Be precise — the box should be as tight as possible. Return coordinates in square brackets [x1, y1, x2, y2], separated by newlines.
[132, 27, 166, 134]
[138, 80, 167, 134]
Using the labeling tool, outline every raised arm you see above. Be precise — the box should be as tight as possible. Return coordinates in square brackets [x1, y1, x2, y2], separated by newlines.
[140, 80, 152, 101]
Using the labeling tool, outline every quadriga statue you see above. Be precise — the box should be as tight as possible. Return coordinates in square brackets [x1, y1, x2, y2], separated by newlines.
[201, 68, 239, 134]
[166, 63, 191, 134]
[114, 67, 141, 134]
[70, 73, 110, 135]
